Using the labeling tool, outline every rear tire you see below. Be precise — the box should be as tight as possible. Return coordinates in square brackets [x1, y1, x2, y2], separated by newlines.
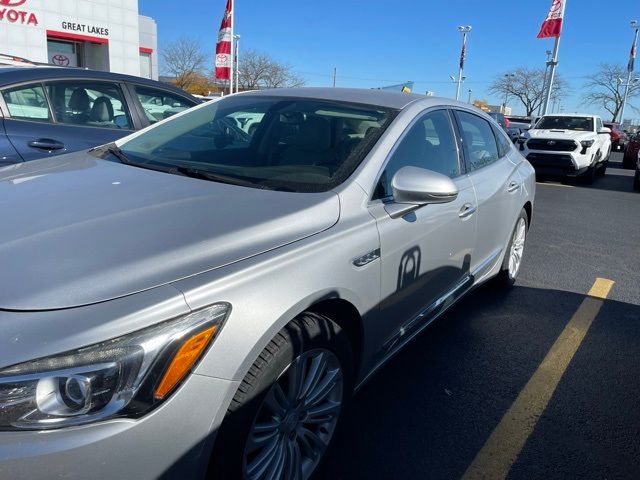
[494, 208, 529, 289]
[634, 169, 640, 191]
[208, 312, 353, 480]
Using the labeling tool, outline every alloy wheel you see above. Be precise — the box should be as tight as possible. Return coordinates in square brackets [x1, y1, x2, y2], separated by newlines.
[243, 348, 344, 480]
[508, 217, 527, 279]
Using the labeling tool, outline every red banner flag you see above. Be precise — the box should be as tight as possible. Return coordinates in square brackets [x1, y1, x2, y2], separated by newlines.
[215, 0, 233, 80]
[629, 31, 638, 73]
[537, 0, 565, 39]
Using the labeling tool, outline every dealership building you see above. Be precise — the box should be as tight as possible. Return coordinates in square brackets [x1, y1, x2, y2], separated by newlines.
[0, 0, 158, 80]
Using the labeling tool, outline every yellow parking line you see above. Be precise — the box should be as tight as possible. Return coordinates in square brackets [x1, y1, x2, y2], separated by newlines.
[461, 278, 615, 480]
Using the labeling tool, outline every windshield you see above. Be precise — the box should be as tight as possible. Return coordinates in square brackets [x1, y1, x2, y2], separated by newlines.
[535, 116, 594, 131]
[115, 95, 396, 192]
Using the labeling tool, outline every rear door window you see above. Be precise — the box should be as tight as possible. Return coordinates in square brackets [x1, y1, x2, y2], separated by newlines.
[492, 124, 513, 158]
[45, 81, 132, 129]
[1, 84, 52, 122]
[134, 86, 195, 124]
[455, 110, 500, 171]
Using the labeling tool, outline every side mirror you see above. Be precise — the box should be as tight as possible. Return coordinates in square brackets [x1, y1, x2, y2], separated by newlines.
[386, 166, 458, 219]
[598, 127, 611, 134]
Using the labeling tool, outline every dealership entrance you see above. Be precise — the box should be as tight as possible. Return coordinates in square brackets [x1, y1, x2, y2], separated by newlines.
[47, 35, 110, 71]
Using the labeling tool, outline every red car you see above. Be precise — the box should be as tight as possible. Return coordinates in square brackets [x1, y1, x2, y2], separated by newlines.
[603, 122, 628, 153]
[623, 133, 640, 170]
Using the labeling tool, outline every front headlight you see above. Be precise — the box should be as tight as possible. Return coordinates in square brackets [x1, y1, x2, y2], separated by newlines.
[0, 303, 230, 431]
[580, 139, 595, 154]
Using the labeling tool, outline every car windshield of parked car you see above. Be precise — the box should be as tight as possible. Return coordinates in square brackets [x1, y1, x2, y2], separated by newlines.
[116, 96, 395, 192]
[535, 116, 594, 131]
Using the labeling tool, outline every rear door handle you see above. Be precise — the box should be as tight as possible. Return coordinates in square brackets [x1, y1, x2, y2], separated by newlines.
[507, 181, 520, 193]
[28, 139, 65, 151]
[459, 203, 477, 218]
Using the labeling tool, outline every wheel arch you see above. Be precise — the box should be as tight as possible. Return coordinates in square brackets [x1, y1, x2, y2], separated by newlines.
[306, 297, 364, 379]
[523, 200, 533, 226]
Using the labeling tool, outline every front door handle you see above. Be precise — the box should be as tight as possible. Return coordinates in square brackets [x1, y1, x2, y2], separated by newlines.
[28, 139, 65, 151]
[459, 203, 477, 218]
[507, 181, 520, 193]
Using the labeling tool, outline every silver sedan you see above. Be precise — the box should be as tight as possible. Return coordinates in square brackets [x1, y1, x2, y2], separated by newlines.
[0, 88, 535, 480]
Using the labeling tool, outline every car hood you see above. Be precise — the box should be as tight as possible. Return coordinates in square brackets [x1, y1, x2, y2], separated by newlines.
[527, 129, 594, 140]
[0, 153, 340, 311]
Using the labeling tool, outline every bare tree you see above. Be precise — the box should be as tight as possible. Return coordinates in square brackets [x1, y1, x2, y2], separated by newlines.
[582, 63, 640, 122]
[161, 37, 206, 90]
[239, 50, 305, 90]
[489, 67, 569, 116]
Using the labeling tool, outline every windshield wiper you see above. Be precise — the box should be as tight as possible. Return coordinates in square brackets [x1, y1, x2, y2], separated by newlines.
[101, 145, 262, 189]
[173, 165, 262, 189]
[106, 144, 134, 165]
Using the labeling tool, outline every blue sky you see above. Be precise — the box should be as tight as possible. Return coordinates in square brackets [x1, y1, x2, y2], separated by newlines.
[140, 0, 640, 119]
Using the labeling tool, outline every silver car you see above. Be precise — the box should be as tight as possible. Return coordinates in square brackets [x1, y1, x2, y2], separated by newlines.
[0, 88, 535, 480]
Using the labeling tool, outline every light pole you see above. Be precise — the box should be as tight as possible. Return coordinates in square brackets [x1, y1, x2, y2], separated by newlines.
[618, 76, 640, 121]
[538, 50, 553, 115]
[233, 34, 241, 93]
[620, 20, 639, 125]
[503, 73, 515, 113]
[455, 25, 472, 101]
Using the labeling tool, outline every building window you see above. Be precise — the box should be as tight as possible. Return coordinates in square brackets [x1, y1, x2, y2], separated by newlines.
[140, 52, 152, 79]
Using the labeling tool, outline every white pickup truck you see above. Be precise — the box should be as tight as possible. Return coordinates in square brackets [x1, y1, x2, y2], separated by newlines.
[520, 113, 612, 183]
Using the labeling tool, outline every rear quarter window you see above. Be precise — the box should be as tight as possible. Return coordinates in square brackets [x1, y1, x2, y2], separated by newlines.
[1, 84, 52, 122]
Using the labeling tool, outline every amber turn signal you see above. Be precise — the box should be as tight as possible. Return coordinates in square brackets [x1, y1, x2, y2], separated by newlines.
[154, 326, 217, 399]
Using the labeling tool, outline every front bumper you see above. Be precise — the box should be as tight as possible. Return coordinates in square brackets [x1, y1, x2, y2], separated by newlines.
[0, 374, 239, 480]
[524, 150, 594, 176]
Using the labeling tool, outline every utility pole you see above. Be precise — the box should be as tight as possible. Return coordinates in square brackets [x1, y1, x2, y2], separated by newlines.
[333, 67, 337, 88]
[468, 89, 472, 103]
[455, 26, 472, 101]
[620, 20, 639, 125]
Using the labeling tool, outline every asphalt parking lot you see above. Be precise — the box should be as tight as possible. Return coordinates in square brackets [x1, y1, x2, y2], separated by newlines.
[321, 152, 640, 479]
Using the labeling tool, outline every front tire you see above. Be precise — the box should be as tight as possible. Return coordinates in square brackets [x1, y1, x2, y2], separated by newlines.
[208, 312, 353, 480]
[582, 164, 596, 184]
[596, 159, 608, 177]
[634, 168, 640, 191]
[494, 208, 529, 289]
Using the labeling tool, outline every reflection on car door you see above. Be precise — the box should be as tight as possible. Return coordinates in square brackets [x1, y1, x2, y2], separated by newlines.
[368, 109, 477, 358]
[0, 115, 22, 166]
[453, 109, 521, 280]
[0, 80, 135, 162]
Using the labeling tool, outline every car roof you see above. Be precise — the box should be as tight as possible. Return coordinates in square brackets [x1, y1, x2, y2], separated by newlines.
[236, 87, 451, 110]
[0, 66, 193, 98]
[540, 112, 597, 118]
